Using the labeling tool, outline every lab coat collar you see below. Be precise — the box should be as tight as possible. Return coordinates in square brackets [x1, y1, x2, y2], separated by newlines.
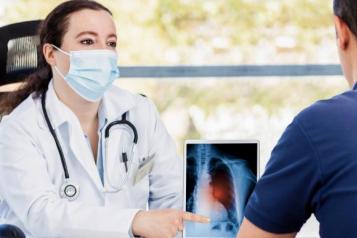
[100, 84, 137, 122]
[45, 80, 73, 129]
[44, 81, 137, 129]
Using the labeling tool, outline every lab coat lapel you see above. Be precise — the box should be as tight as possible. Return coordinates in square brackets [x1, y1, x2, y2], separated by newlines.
[68, 117, 104, 191]
[105, 128, 123, 187]
[101, 84, 136, 122]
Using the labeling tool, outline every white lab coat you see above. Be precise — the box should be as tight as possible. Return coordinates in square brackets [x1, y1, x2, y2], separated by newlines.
[0, 81, 183, 237]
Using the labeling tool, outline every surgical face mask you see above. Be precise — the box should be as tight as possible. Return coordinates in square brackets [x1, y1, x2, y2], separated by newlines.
[52, 44, 120, 102]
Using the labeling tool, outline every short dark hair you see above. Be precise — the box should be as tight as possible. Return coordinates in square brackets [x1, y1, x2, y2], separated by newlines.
[333, 0, 357, 37]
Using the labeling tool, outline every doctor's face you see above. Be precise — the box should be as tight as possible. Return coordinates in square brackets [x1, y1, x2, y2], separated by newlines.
[53, 9, 117, 76]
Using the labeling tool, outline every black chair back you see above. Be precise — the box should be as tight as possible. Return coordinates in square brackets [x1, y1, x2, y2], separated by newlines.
[0, 224, 25, 238]
[0, 20, 42, 87]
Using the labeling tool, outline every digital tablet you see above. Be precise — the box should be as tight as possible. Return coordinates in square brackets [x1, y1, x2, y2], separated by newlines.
[184, 140, 259, 238]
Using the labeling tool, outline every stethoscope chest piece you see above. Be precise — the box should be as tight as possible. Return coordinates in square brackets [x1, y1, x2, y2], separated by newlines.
[60, 180, 80, 201]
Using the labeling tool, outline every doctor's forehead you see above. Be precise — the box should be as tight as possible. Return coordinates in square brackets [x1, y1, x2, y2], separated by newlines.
[64, 9, 117, 39]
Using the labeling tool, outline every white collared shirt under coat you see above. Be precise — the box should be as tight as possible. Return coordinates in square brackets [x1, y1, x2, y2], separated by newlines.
[0, 81, 183, 237]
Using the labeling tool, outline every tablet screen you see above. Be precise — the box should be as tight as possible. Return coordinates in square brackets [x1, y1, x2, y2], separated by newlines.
[184, 141, 258, 238]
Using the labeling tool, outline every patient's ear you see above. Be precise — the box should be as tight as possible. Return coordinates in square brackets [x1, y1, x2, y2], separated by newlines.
[334, 16, 350, 51]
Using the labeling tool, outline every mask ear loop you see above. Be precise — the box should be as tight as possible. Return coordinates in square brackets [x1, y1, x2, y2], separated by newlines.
[53, 65, 66, 79]
[50, 44, 70, 79]
[51, 44, 70, 56]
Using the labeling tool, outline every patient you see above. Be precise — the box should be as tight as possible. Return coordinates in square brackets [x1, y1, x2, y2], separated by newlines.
[238, 1, 357, 237]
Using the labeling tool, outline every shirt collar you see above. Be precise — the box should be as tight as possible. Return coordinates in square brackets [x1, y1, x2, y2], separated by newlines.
[45, 80, 136, 129]
[353, 82, 357, 91]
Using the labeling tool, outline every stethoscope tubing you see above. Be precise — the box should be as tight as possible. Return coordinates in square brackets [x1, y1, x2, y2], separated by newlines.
[41, 90, 139, 197]
[41, 91, 70, 179]
[105, 113, 138, 143]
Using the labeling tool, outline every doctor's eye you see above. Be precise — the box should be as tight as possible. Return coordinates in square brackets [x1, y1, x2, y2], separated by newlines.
[80, 39, 94, 45]
[107, 41, 117, 48]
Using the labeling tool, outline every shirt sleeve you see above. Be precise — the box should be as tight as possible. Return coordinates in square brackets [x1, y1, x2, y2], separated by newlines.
[244, 119, 322, 234]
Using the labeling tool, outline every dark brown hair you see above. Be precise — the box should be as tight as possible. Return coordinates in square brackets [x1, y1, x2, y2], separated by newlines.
[0, 0, 112, 114]
[334, 0, 357, 37]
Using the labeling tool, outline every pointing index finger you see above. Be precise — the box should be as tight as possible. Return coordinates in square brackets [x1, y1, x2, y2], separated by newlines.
[182, 212, 210, 223]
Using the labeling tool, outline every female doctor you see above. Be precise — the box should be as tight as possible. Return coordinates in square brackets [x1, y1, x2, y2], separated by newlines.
[0, 1, 209, 237]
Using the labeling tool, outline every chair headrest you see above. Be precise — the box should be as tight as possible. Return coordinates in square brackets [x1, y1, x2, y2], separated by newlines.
[0, 20, 42, 87]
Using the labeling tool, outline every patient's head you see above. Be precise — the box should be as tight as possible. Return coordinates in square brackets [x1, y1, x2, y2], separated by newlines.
[334, 0, 357, 37]
[333, 0, 357, 87]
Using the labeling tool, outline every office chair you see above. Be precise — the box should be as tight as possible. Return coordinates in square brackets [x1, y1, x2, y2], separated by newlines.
[0, 20, 42, 98]
[0, 225, 25, 238]
[0, 19, 42, 238]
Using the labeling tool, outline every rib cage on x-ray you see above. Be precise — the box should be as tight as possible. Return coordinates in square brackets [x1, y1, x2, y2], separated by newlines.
[186, 144, 256, 237]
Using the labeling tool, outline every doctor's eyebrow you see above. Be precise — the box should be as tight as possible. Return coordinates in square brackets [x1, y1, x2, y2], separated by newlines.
[75, 31, 117, 39]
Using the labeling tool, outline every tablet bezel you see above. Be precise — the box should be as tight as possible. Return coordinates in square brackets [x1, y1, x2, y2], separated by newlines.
[182, 139, 260, 238]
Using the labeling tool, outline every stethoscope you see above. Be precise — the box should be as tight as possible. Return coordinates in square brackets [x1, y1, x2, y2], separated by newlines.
[41, 91, 138, 201]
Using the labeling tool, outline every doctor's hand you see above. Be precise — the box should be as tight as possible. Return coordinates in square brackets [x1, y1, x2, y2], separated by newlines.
[131, 209, 210, 238]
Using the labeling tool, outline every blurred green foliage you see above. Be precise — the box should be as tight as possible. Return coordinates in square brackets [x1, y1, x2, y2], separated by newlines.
[153, 0, 332, 46]
[1, 0, 335, 64]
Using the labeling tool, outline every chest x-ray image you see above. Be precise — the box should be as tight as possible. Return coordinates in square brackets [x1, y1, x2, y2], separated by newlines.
[184, 141, 258, 238]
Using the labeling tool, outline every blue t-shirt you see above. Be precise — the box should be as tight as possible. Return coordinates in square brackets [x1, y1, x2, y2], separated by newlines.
[245, 84, 357, 238]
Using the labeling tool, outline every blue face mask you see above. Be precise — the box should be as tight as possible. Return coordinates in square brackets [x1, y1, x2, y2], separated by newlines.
[52, 44, 120, 102]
